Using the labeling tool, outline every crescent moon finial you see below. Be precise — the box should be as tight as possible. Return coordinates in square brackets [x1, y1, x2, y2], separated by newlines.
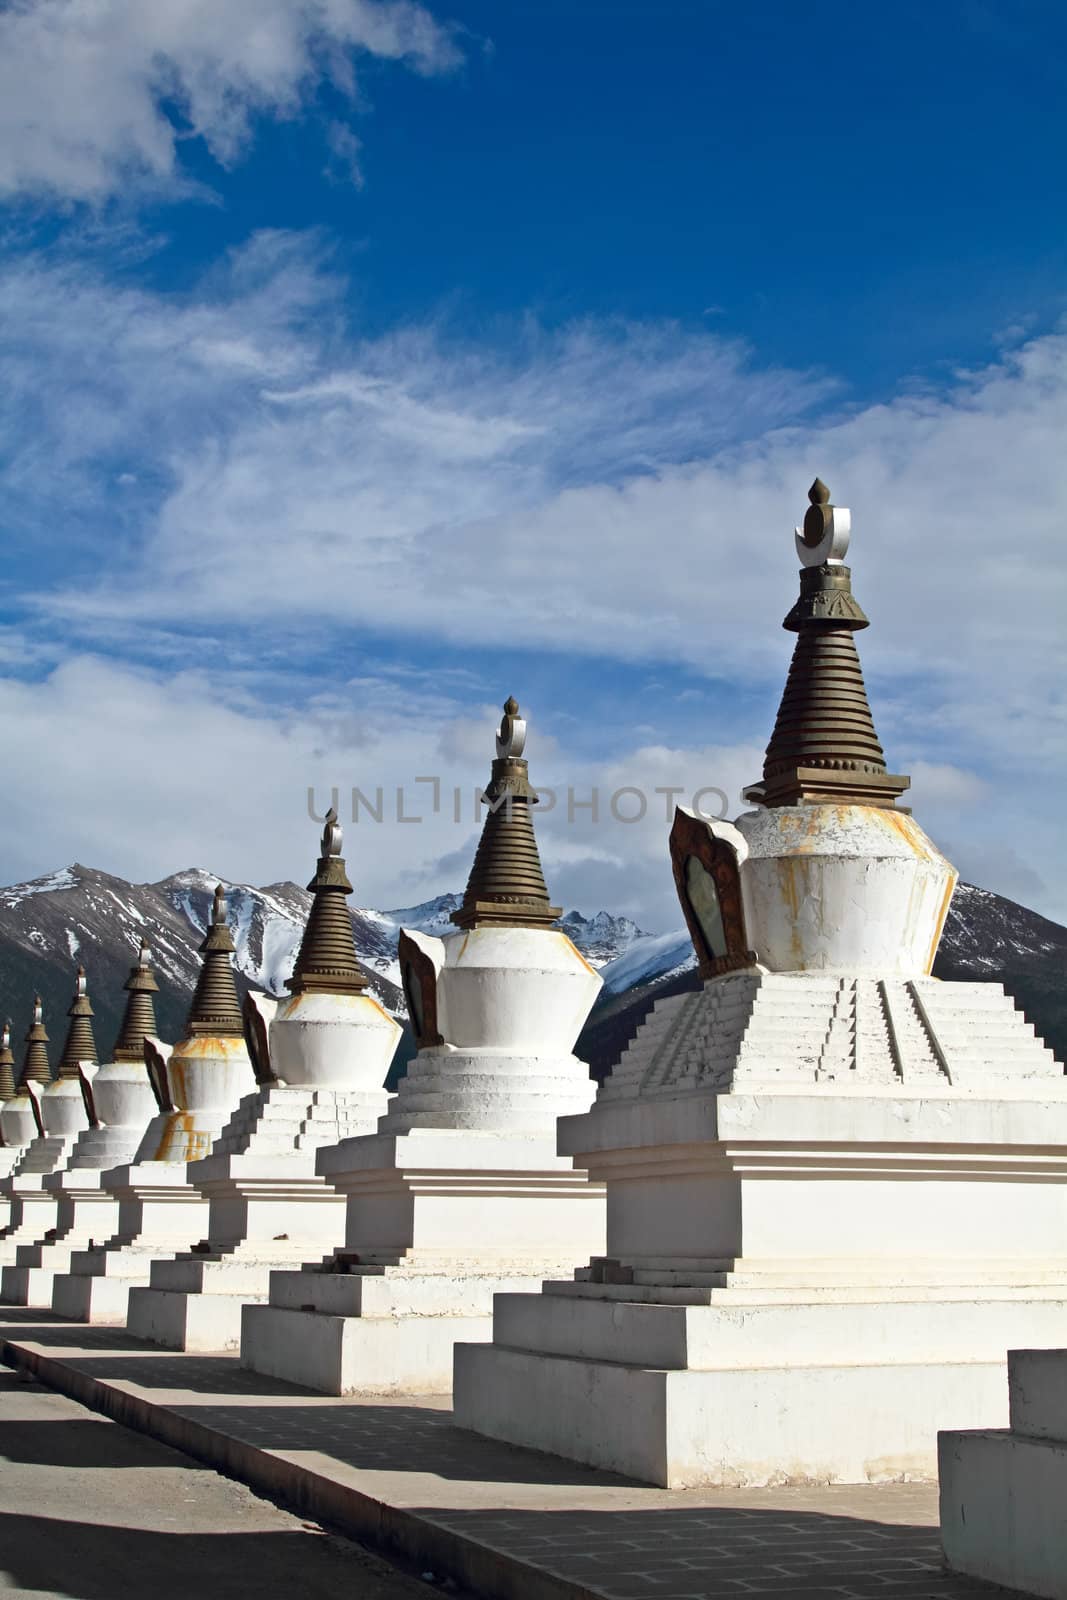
[795, 476, 851, 567]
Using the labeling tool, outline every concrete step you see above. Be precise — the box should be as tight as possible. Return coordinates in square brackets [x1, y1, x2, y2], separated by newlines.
[940, 1427, 1067, 1598]
[491, 1291, 1067, 1372]
[1008, 1347, 1067, 1443]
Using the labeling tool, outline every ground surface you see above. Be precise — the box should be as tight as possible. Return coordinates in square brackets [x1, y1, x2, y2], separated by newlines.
[0, 1368, 433, 1600]
[0, 1312, 1010, 1600]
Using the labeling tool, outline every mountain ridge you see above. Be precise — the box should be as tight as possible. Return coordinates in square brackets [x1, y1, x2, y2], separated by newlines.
[0, 864, 1062, 1083]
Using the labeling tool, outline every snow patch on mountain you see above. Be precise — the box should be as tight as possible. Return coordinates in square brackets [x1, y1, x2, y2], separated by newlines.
[599, 928, 695, 994]
[0, 867, 77, 906]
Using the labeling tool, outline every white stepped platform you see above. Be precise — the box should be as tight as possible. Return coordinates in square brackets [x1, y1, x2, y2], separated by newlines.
[124, 1086, 369, 1351]
[1, 1169, 121, 1306]
[0, 1132, 83, 1261]
[49, 1160, 209, 1323]
[455, 969, 1067, 1488]
[457, 1271, 1067, 1488]
[940, 1348, 1067, 1599]
[0, 1146, 24, 1180]
[241, 1253, 590, 1396]
[1, 1097, 155, 1305]
[0, 1146, 28, 1227]
[241, 1125, 606, 1394]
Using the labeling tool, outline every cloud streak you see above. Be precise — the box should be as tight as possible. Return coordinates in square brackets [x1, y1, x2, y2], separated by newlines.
[0, 232, 1064, 922]
[0, 0, 460, 204]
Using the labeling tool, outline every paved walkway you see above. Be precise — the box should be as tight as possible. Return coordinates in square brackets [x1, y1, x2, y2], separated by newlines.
[0, 1364, 439, 1600]
[1, 1311, 1013, 1600]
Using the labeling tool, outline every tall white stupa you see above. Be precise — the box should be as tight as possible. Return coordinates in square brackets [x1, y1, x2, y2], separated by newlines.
[0, 978, 97, 1261]
[1, 945, 163, 1306]
[0, 1020, 29, 1193]
[241, 698, 607, 1393]
[455, 481, 1067, 1487]
[50, 885, 255, 1323]
[125, 809, 401, 1352]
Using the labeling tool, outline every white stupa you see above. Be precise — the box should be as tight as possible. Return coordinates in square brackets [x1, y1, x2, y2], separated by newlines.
[0, 978, 96, 1264]
[1, 945, 162, 1306]
[240, 698, 607, 1393]
[50, 885, 256, 1324]
[454, 481, 1067, 1487]
[126, 809, 401, 1351]
[0, 1021, 31, 1219]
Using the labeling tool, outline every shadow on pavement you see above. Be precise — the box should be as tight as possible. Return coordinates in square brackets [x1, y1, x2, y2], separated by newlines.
[0, 1513, 415, 1600]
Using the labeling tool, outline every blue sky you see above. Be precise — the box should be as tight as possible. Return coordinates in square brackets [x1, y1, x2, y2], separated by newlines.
[0, 0, 1064, 930]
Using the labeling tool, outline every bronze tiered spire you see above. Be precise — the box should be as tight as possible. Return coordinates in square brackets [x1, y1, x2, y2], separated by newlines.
[55, 965, 100, 1079]
[0, 1020, 16, 1101]
[184, 884, 244, 1037]
[452, 697, 561, 931]
[287, 808, 369, 995]
[20, 996, 51, 1085]
[113, 941, 160, 1061]
[754, 480, 910, 808]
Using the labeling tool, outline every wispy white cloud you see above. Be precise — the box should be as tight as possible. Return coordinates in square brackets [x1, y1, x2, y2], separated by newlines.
[0, 0, 460, 204]
[1, 233, 1065, 921]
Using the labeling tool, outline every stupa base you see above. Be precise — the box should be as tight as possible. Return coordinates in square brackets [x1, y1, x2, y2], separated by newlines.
[456, 1343, 1013, 1489]
[0, 1185, 61, 1259]
[3, 1233, 117, 1305]
[126, 1245, 326, 1352]
[124, 1133, 363, 1351]
[51, 1260, 162, 1324]
[1, 1177, 122, 1303]
[48, 1160, 212, 1322]
[455, 1283, 1067, 1487]
[241, 1259, 584, 1394]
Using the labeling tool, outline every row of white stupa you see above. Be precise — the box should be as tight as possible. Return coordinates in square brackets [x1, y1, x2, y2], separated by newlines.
[2, 482, 1065, 1520]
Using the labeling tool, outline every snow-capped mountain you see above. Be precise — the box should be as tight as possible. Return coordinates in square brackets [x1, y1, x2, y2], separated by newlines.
[0, 863, 1061, 1084]
[0, 865, 650, 1062]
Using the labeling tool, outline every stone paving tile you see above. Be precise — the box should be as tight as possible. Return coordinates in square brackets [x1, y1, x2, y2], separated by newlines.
[0, 1313, 1005, 1600]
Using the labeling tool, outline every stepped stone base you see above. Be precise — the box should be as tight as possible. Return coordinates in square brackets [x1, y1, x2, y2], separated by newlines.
[454, 969, 1067, 1488]
[940, 1347, 1067, 1600]
[65, 1125, 143, 1170]
[0, 1184, 62, 1260]
[2, 1216, 121, 1306]
[0, 1147, 24, 1181]
[240, 1124, 606, 1394]
[51, 1258, 163, 1323]
[1, 1172, 121, 1304]
[456, 1278, 1067, 1487]
[124, 1086, 379, 1351]
[242, 1258, 587, 1393]
[458, 1345, 1013, 1490]
[48, 1159, 211, 1323]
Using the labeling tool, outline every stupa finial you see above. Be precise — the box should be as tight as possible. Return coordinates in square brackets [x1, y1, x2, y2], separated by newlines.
[0, 1017, 16, 1101]
[749, 480, 910, 809]
[452, 696, 561, 931]
[321, 805, 343, 858]
[496, 696, 526, 759]
[113, 939, 161, 1062]
[184, 882, 243, 1037]
[795, 476, 850, 567]
[287, 805, 369, 996]
[20, 994, 51, 1085]
[57, 962, 99, 1079]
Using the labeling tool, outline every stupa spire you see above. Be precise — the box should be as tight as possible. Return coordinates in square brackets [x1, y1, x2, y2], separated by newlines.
[287, 808, 369, 995]
[112, 941, 160, 1061]
[184, 884, 244, 1037]
[0, 1019, 16, 1101]
[20, 995, 51, 1085]
[452, 697, 562, 931]
[754, 479, 910, 808]
[56, 965, 100, 1079]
